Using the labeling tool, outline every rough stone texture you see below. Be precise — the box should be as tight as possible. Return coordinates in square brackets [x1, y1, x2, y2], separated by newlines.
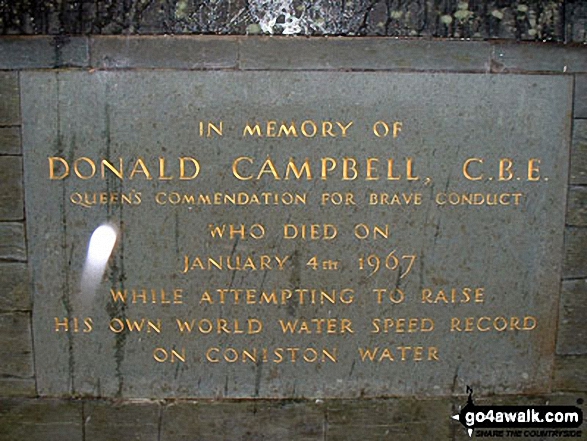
[567, 186, 587, 227]
[1, 1, 582, 42]
[0, 379, 36, 398]
[0, 127, 21, 155]
[21, 71, 572, 398]
[0, 263, 31, 311]
[491, 43, 587, 73]
[85, 401, 160, 441]
[571, 119, 587, 185]
[161, 401, 324, 441]
[0, 399, 83, 441]
[553, 355, 587, 392]
[0, 223, 26, 262]
[557, 279, 587, 355]
[0, 157, 24, 221]
[575, 74, 587, 119]
[90, 36, 238, 69]
[0, 312, 33, 378]
[240, 38, 491, 71]
[326, 399, 450, 440]
[0, 36, 88, 69]
[563, 227, 587, 278]
[0, 72, 19, 126]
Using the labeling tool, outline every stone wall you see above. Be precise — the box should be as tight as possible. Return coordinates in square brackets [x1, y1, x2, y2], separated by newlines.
[0, 36, 585, 439]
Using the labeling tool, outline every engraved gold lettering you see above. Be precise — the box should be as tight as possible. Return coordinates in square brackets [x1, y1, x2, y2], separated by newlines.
[49, 157, 70, 179]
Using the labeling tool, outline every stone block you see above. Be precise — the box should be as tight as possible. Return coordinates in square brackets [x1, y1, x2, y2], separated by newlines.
[0, 399, 82, 441]
[0, 127, 21, 155]
[327, 399, 451, 440]
[491, 44, 587, 73]
[90, 36, 238, 69]
[567, 187, 587, 227]
[575, 74, 587, 119]
[240, 38, 491, 71]
[85, 400, 160, 441]
[0, 223, 26, 262]
[0, 36, 88, 69]
[0, 156, 24, 221]
[0, 72, 19, 126]
[0, 263, 31, 311]
[557, 279, 587, 355]
[161, 401, 324, 440]
[571, 120, 587, 185]
[553, 356, 587, 392]
[0, 312, 34, 378]
[563, 227, 587, 278]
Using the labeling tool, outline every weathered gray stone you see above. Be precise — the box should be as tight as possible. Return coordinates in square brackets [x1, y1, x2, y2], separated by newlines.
[553, 355, 587, 392]
[0, 72, 19, 126]
[0, 263, 31, 311]
[0, 36, 88, 69]
[0, 127, 21, 155]
[491, 44, 587, 73]
[563, 227, 587, 278]
[557, 279, 587, 355]
[327, 399, 450, 440]
[567, 187, 587, 227]
[90, 36, 238, 69]
[0, 223, 26, 262]
[0, 399, 82, 441]
[21, 71, 572, 398]
[85, 401, 160, 441]
[240, 38, 491, 71]
[575, 74, 587, 119]
[0, 379, 36, 397]
[0, 156, 24, 221]
[571, 120, 587, 185]
[0, 312, 33, 378]
[161, 401, 323, 441]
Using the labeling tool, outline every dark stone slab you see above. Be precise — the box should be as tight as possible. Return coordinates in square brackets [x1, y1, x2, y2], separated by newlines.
[240, 38, 491, 71]
[553, 355, 587, 392]
[161, 401, 324, 441]
[0, 379, 36, 397]
[491, 44, 587, 73]
[0, 312, 33, 378]
[567, 187, 587, 227]
[0, 127, 21, 155]
[563, 227, 587, 278]
[575, 74, 587, 119]
[326, 399, 450, 440]
[0, 399, 82, 441]
[21, 71, 572, 398]
[557, 279, 587, 355]
[0, 36, 88, 69]
[571, 120, 587, 185]
[90, 36, 238, 70]
[85, 401, 160, 441]
[0, 263, 31, 311]
[0, 157, 24, 221]
[0, 223, 26, 262]
[0, 73, 19, 126]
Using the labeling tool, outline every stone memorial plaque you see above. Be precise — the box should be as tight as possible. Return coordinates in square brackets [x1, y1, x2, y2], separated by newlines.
[21, 72, 572, 398]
